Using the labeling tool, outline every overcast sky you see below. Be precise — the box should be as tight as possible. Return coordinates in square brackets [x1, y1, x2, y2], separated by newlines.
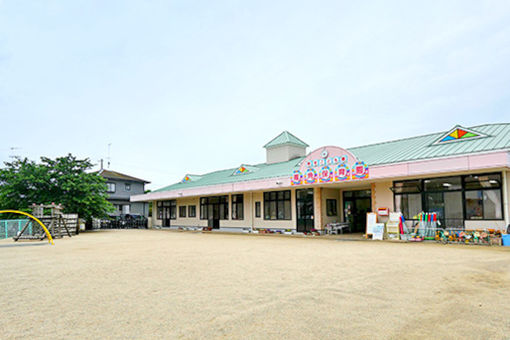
[1, 0, 510, 190]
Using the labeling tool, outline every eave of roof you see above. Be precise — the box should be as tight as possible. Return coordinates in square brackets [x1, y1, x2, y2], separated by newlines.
[98, 169, 150, 183]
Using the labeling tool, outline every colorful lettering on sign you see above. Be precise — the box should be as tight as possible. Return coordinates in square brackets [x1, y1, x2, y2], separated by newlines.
[307, 156, 348, 168]
[334, 164, 350, 181]
[304, 168, 317, 184]
[319, 166, 333, 183]
[291, 170, 303, 186]
[291, 153, 368, 185]
[351, 161, 369, 179]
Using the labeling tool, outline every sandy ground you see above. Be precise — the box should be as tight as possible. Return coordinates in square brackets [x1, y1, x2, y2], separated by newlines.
[1, 230, 510, 340]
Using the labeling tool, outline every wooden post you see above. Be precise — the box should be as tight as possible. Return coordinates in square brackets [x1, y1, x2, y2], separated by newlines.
[371, 183, 376, 213]
[61, 216, 72, 237]
[13, 220, 31, 241]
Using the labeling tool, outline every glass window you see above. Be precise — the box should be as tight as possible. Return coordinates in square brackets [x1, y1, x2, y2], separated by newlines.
[326, 199, 337, 216]
[199, 196, 229, 220]
[125, 183, 131, 191]
[466, 189, 502, 220]
[444, 191, 464, 227]
[423, 176, 462, 191]
[394, 193, 422, 220]
[232, 194, 244, 220]
[393, 172, 503, 224]
[170, 200, 176, 219]
[255, 202, 261, 218]
[219, 202, 228, 220]
[269, 201, 277, 219]
[157, 201, 163, 219]
[179, 206, 186, 218]
[464, 174, 501, 190]
[188, 205, 196, 218]
[465, 191, 483, 219]
[391, 180, 421, 194]
[106, 182, 116, 193]
[284, 200, 291, 219]
[264, 190, 291, 220]
[200, 198, 208, 220]
[277, 201, 285, 219]
[464, 173, 503, 220]
[354, 190, 372, 198]
[483, 190, 502, 219]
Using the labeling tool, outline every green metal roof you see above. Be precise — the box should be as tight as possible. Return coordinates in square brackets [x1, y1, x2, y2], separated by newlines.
[263, 131, 309, 148]
[154, 123, 510, 192]
[349, 123, 510, 166]
[155, 159, 301, 192]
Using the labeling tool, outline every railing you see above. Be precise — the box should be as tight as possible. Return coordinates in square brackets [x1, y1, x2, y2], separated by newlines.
[99, 218, 148, 229]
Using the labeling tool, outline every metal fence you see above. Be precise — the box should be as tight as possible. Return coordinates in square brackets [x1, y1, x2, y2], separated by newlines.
[99, 218, 148, 229]
[1, 219, 33, 239]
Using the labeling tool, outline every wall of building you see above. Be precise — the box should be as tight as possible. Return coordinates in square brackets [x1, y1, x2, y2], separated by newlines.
[266, 145, 305, 164]
[154, 189, 298, 230]
[106, 180, 145, 200]
[464, 220, 507, 230]
[320, 188, 342, 227]
[105, 178, 148, 216]
[151, 171, 510, 232]
[371, 181, 394, 224]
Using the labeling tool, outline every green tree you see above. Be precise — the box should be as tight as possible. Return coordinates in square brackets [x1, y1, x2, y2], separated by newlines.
[0, 154, 114, 221]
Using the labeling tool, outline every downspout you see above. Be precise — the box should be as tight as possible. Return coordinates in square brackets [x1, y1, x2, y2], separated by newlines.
[251, 192, 254, 232]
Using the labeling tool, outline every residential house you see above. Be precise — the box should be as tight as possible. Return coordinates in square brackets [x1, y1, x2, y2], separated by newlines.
[98, 169, 150, 217]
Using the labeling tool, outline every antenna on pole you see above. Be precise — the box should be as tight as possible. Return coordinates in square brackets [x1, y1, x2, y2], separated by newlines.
[107, 143, 112, 168]
[8, 147, 21, 159]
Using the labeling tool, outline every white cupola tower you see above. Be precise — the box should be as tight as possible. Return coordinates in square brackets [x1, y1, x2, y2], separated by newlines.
[264, 131, 309, 164]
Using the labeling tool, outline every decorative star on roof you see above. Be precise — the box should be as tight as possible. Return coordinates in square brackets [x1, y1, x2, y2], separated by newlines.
[181, 174, 202, 183]
[434, 126, 486, 144]
[232, 165, 259, 176]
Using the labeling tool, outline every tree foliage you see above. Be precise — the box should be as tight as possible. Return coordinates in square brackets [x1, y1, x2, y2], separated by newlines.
[0, 154, 113, 221]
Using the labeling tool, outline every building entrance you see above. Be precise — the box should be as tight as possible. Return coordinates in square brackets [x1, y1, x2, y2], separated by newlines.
[296, 189, 314, 232]
[343, 190, 371, 233]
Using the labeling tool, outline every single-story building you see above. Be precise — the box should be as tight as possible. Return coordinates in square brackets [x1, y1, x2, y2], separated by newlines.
[131, 123, 510, 233]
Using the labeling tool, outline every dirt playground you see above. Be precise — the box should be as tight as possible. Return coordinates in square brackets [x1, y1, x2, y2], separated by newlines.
[1, 229, 509, 339]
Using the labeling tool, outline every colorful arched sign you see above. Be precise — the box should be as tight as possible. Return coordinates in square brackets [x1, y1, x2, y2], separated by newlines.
[291, 146, 369, 186]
